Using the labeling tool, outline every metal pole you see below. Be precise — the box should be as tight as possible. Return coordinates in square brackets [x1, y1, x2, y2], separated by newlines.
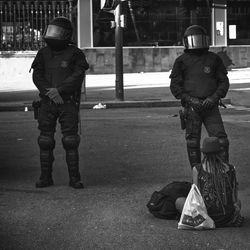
[128, 0, 140, 42]
[114, 2, 124, 101]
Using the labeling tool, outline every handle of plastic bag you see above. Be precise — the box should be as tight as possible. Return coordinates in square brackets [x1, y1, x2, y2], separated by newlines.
[192, 184, 202, 197]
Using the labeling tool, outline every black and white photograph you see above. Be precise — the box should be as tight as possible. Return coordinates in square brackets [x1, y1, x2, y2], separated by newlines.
[0, 0, 250, 249]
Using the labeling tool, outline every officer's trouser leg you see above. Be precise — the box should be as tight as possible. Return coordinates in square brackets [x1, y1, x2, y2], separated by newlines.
[185, 108, 202, 168]
[36, 132, 55, 187]
[204, 106, 229, 162]
[62, 134, 83, 189]
[186, 138, 201, 168]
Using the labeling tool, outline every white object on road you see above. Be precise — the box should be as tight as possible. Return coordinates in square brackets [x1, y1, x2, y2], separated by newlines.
[93, 103, 107, 109]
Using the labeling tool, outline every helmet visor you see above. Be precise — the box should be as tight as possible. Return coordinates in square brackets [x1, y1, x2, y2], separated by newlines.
[44, 24, 71, 40]
[184, 34, 210, 49]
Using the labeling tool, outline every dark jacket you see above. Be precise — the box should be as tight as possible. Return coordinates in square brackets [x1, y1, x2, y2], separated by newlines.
[169, 50, 229, 101]
[32, 45, 89, 100]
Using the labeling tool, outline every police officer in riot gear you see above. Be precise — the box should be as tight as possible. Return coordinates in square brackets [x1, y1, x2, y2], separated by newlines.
[170, 25, 230, 168]
[32, 17, 89, 188]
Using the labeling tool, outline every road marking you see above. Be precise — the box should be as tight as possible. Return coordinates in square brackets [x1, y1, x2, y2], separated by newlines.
[230, 88, 250, 91]
[226, 104, 250, 111]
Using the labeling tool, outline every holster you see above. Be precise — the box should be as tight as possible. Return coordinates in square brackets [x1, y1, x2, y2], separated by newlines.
[179, 109, 187, 130]
[32, 100, 41, 120]
[219, 99, 227, 108]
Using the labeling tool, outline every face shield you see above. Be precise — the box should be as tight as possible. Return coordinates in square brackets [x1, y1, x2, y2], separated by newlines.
[183, 34, 210, 50]
[44, 24, 72, 41]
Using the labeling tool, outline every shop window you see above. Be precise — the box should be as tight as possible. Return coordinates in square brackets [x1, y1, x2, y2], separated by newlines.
[93, 0, 211, 47]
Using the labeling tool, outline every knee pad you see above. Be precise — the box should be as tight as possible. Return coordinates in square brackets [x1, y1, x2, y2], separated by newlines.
[186, 138, 200, 149]
[38, 135, 55, 150]
[62, 135, 80, 150]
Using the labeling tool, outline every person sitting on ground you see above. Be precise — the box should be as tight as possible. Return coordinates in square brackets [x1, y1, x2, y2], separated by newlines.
[148, 137, 244, 227]
[192, 137, 244, 227]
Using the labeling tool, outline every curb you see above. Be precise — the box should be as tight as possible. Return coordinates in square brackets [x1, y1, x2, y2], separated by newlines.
[80, 100, 183, 109]
[0, 99, 232, 112]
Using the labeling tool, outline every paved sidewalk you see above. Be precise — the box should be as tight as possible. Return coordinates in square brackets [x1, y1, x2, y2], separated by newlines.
[0, 68, 250, 111]
[1, 68, 250, 92]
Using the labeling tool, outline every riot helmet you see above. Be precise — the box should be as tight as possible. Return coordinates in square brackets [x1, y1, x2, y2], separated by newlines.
[183, 25, 209, 50]
[44, 17, 73, 51]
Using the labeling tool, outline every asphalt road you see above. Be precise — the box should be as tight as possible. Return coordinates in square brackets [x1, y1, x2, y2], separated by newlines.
[0, 107, 250, 250]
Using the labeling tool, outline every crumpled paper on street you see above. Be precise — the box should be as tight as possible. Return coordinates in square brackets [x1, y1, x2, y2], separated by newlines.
[93, 103, 107, 109]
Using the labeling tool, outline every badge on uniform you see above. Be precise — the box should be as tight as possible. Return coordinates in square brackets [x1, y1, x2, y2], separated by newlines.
[203, 66, 211, 74]
[61, 60, 68, 68]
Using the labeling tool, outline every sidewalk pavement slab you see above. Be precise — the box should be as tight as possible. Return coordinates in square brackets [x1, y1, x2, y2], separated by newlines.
[0, 68, 250, 111]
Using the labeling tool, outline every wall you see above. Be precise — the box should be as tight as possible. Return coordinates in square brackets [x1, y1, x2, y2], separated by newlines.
[1, 46, 250, 91]
[85, 46, 250, 73]
[85, 47, 184, 74]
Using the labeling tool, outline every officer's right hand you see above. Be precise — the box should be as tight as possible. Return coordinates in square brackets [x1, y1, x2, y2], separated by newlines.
[189, 97, 203, 112]
[52, 95, 64, 105]
[46, 88, 64, 104]
[202, 97, 215, 110]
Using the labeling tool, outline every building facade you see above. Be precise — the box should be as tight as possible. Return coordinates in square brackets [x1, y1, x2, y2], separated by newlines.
[78, 0, 250, 48]
[0, 0, 250, 75]
[1, 0, 250, 50]
[77, 0, 250, 73]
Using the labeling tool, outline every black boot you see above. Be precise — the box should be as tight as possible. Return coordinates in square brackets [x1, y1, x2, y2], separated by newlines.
[36, 168, 54, 188]
[69, 178, 84, 189]
[62, 135, 84, 189]
[67, 151, 84, 189]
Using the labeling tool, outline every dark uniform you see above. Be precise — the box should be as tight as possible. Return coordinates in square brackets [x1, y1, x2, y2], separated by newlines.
[32, 17, 89, 188]
[170, 25, 230, 168]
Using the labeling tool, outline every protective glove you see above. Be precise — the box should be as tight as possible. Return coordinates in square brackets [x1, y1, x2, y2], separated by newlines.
[189, 97, 203, 112]
[202, 97, 217, 110]
[181, 94, 203, 112]
[46, 88, 64, 105]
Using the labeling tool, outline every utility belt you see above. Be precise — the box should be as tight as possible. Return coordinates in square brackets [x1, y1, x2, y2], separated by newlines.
[181, 97, 204, 108]
[32, 94, 80, 120]
[39, 94, 78, 103]
[179, 98, 226, 130]
[182, 97, 226, 109]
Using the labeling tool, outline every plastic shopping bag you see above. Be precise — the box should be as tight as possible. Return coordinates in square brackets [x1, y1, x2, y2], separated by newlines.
[178, 184, 215, 230]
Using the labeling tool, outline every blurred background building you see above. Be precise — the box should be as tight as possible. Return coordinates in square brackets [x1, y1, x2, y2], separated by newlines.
[0, 0, 250, 50]
[0, 0, 250, 74]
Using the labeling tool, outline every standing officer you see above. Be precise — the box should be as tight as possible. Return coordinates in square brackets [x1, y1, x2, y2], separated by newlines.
[170, 25, 230, 168]
[31, 17, 89, 188]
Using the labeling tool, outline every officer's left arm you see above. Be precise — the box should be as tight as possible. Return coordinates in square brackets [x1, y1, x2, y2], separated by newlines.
[210, 56, 230, 102]
[32, 50, 51, 96]
[170, 58, 187, 100]
[57, 51, 89, 95]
